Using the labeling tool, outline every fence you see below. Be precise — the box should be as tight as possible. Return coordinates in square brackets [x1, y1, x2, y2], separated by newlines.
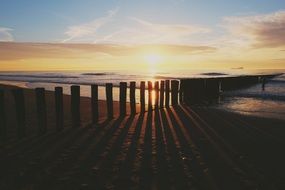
[0, 80, 180, 139]
[0, 74, 277, 140]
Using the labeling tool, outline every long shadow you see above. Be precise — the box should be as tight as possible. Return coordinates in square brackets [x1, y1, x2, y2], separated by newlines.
[42, 119, 117, 177]
[172, 105, 255, 190]
[165, 106, 220, 190]
[51, 117, 125, 190]
[159, 108, 190, 189]
[154, 108, 172, 190]
[86, 115, 136, 189]
[1, 127, 75, 155]
[0, 126, 90, 190]
[0, 118, 115, 190]
[190, 106, 285, 189]
[138, 110, 153, 190]
[114, 113, 145, 190]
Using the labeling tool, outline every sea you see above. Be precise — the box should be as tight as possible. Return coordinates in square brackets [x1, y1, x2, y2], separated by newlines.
[0, 69, 284, 120]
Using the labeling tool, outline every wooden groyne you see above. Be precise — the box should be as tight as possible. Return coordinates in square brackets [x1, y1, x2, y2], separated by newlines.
[0, 74, 280, 140]
[0, 80, 179, 139]
[180, 74, 280, 104]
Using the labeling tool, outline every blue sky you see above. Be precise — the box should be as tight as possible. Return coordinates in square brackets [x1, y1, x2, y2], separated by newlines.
[0, 0, 284, 42]
[0, 0, 285, 70]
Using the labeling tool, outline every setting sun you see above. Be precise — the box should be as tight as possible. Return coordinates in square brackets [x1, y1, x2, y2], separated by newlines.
[144, 54, 163, 65]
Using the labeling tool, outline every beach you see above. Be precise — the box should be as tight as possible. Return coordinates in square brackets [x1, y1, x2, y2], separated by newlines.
[1, 84, 285, 189]
[0, 69, 284, 120]
[1, 1, 285, 189]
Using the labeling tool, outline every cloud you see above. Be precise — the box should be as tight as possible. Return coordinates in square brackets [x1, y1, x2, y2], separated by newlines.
[222, 10, 285, 48]
[0, 42, 216, 61]
[94, 17, 210, 44]
[62, 7, 119, 42]
[0, 27, 14, 42]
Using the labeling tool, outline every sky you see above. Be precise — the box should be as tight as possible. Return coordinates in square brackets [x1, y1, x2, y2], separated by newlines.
[0, 0, 285, 71]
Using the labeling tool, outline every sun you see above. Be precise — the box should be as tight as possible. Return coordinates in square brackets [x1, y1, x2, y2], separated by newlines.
[144, 54, 162, 65]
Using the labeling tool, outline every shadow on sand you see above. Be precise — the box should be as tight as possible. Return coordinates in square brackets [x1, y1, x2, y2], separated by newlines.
[1, 105, 285, 190]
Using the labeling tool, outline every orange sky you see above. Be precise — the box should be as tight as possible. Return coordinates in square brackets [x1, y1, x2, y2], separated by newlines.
[0, 42, 284, 71]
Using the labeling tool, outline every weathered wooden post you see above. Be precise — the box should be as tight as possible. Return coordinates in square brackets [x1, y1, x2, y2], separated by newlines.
[35, 88, 47, 134]
[106, 83, 113, 119]
[179, 80, 184, 104]
[91, 84, 99, 124]
[119, 82, 127, 116]
[165, 80, 170, 107]
[55, 87, 64, 131]
[181, 79, 206, 104]
[154, 81, 159, 108]
[148, 81, 153, 110]
[12, 88, 26, 138]
[140, 81, 145, 113]
[71, 85, 80, 127]
[171, 80, 179, 105]
[159, 81, 165, 108]
[205, 78, 220, 99]
[130, 81, 136, 115]
[0, 89, 6, 140]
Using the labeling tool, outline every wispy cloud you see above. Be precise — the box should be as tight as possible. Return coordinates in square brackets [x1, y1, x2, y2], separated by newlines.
[94, 17, 210, 44]
[62, 7, 119, 42]
[0, 27, 14, 42]
[222, 10, 285, 48]
[0, 42, 216, 60]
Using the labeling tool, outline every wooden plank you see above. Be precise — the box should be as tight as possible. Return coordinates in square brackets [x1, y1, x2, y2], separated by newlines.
[0, 89, 6, 140]
[106, 83, 113, 118]
[12, 88, 26, 138]
[159, 81, 165, 108]
[55, 87, 64, 131]
[130, 81, 136, 115]
[148, 81, 153, 110]
[171, 80, 179, 105]
[91, 84, 99, 124]
[165, 80, 170, 107]
[140, 81, 145, 113]
[179, 80, 183, 104]
[35, 88, 47, 134]
[154, 81, 159, 108]
[71, 85, 80, 127]
[119, 82, 127, 116]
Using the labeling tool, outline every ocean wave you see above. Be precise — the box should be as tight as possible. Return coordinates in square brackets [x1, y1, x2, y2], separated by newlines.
[200, 72, 228, 76]
[81, 72, 114, 76]
[153, 75, 174, 79]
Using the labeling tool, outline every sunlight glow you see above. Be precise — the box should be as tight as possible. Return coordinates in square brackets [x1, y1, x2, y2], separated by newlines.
[144, 54, 162, 65]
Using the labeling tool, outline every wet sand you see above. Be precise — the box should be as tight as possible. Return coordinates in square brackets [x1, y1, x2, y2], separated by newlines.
[0, 84, 285, 190]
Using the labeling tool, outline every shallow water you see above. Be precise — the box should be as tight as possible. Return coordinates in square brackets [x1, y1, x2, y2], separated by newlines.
[218, 73, 285, 120]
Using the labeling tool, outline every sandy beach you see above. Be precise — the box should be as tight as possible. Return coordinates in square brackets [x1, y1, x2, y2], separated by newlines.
[0, 84, 142, 139]
[0, 84, 285, 189]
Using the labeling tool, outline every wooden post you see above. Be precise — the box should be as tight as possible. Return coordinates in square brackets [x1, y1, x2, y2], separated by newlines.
[35, 88, 47, 134]
[154, 81, 159, 108]
[12, 89, 26, 138]
[179, 80, 183, 104]
[71, 85, 80, 127]
[148, 81, 153, 110]
[159, 81, 165, 108]
[55, 87, 64, 131]
[130, 81, 136, 115]
[91, 84, 99, 124]
[106, 83, 113, 118]
[119, 82, 127, 116]
[171, 80, 179, 105]
[0, 89, 6, 140]
[165, 80, 170, 107]
[140, 81, 145, 113]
